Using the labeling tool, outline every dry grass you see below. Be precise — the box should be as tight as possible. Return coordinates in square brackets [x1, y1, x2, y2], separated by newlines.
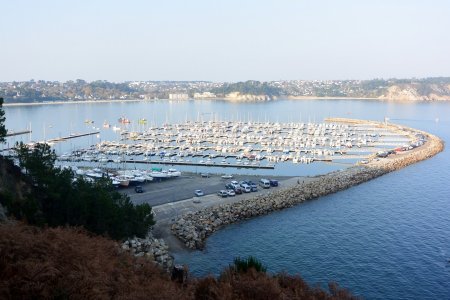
[0, 222, 357, 299]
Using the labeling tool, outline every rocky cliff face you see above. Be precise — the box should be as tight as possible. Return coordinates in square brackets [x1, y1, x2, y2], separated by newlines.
[379, 84, 450, 101]
[225, 92, 274, 101]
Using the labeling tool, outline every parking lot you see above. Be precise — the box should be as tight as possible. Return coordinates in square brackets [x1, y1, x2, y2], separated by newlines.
[124, 173, 288, 207]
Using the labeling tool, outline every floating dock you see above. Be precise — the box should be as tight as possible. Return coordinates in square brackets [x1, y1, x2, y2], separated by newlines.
[47, 131, 100, 143]
[122, 159, 275, 169]
[5, 130, 31, 137]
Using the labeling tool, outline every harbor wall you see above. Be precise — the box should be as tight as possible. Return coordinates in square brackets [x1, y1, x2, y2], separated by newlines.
[171, 120, 445, 250]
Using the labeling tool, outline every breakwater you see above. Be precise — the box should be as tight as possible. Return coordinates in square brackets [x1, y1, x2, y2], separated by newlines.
[171, 119, 444, 249]
[121, 235, 174, 271]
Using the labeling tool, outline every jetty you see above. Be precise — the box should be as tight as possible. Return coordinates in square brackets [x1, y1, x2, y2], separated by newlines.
[47, 131, 100, 143]
[5, 130, 32, 137]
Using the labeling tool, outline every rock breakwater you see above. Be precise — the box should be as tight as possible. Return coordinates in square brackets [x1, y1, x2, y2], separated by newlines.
[121, 236, 174, 271]
[171, 120, 444, 250]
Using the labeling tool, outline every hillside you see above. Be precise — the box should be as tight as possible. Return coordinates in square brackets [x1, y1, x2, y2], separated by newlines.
[379, 82, 450, 101]
[0, 222, 356, 299]
[2, 78, 450, 103]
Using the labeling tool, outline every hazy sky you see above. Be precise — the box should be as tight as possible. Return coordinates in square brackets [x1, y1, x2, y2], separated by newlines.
[2, 0, 449, 82]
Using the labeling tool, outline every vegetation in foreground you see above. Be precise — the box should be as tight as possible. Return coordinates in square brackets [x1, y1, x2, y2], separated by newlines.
[0, 142, 154, 240]
[0, 222, 356, 299]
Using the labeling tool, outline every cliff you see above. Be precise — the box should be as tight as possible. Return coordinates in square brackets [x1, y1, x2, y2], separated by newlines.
[379, 84, 450, 101]
[225, 92, 274, 101]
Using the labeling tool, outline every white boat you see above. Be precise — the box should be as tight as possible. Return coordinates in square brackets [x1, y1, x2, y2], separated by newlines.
[132, 176, 146, 183]
[142, 174, 154, 182]
[150, 171, 170, 179]
[85, 171, 103, 179]
[168, 169, 181, 177]
[114, 175, 130, 187]
[75, 169, 85, 176]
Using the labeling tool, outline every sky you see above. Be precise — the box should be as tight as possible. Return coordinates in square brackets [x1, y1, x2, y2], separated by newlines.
[1, 0, 450, 82]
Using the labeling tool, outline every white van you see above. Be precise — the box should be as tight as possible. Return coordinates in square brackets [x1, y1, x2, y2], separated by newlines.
[259, 178, 271, 189]
[241, 184, 251, 193]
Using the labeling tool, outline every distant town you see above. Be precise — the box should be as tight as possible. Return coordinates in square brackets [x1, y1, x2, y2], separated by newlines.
[1, 77, 450, 103]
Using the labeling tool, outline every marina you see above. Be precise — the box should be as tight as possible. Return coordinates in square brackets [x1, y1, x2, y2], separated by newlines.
[53, 120, 413, 175]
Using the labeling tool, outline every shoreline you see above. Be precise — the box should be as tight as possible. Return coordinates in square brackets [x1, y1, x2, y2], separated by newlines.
[4, 96, 450, 107]
[169, 118, 444, 250]
[3, 99, 146, 107]
[286, 96, 450, 102]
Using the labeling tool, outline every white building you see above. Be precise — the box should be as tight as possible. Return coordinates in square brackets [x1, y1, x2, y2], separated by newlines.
[193, 92, 216, 99]
[169, 93, 189, 100]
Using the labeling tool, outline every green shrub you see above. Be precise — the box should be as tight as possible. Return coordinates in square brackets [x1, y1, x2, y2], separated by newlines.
[232, 256, 267, 273]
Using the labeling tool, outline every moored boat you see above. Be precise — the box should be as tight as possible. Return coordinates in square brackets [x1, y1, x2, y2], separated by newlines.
[118, 117, 131, 124]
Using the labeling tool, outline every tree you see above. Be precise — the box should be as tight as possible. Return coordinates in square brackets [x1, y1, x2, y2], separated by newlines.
[9, 142, 155, 239]
[0, 97, 7, 143]
[15, 142, 56, 185]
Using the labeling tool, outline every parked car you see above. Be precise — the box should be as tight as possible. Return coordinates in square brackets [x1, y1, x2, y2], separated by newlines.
[225, 183, 234, 190]
[201, 173, 210, 178]
[239, 180, 249, 187]
[221, 174, 233, 179]
[259, 178, 271, 189]
[135, 186, 144, 193]
[194, 189, 204, 197]
[217, 190, 228, 197]
[241, 184, 251, 193]
[233, 186, 243, 194]
[226, 189, 236, 196]
[269, 179, 279, 187]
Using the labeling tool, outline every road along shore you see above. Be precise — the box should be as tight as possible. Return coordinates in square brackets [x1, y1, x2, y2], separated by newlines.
[169, 119, 444, 250]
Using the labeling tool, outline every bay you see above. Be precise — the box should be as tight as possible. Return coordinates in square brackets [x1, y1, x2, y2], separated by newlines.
[4, 99, 450, 299]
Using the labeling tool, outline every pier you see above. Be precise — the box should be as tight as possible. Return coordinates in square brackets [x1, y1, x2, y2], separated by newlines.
[47, 131, 100, 143]
[121, 159, 274, 169]
[5, 130, 32, 137]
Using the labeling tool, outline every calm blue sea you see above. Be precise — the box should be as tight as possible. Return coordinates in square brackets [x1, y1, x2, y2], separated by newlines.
[4, 99, 450, 299]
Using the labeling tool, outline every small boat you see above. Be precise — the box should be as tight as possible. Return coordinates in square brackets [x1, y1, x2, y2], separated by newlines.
[114, 175, 130, 187]
[84, 119, 94, 124]
[118, 117, 131, 124]
[150, 171, 170, 179]
[103, 121, 111, 128]
[138, 118, 147, 124]
[167, 169, 181, 177]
